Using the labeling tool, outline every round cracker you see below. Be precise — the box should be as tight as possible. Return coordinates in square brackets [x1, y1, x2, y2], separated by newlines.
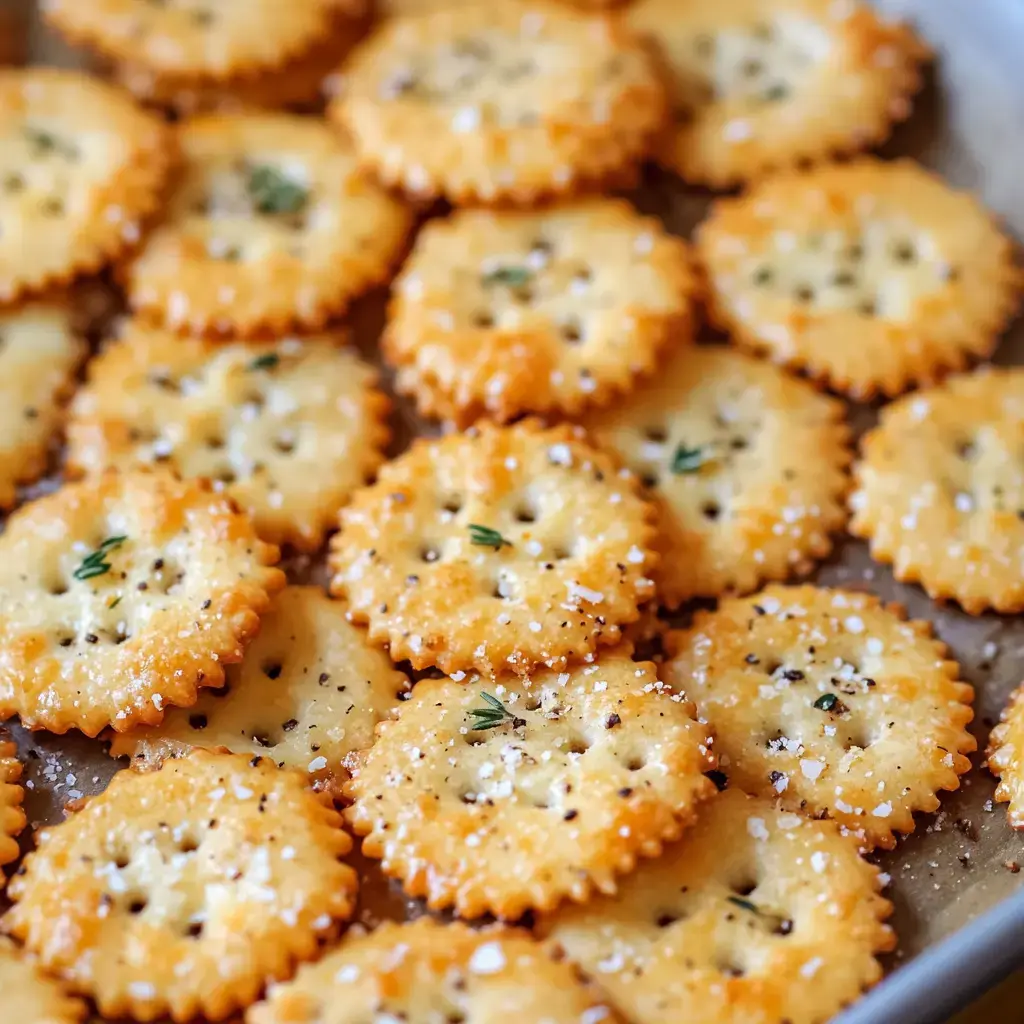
[850, 368, 1024, 614]
[664, 585, 976, 850]
[67, 323, 390, 551]
[385, 198, 699, 425]
[345, 651, 716, 919]
[109, 585, 410, 795]
[0, 737, 25, 887]
[0, 68, 172, 303]
[126, 112, 413, 338]
[0, 468, 285, 737]
[329, 421, 657, 676]
[0, 300, 85, 510]
[331, 1, 667, 205]
[584, 346, 851, 606]
[697, 159, 1021, 399]
[541, 788, 894, 1024]
[249, 918, 620, 1024]
[4, 751, 357, 1023]
[987, 683, 1024, 829]
[0, 936, 87, 1024]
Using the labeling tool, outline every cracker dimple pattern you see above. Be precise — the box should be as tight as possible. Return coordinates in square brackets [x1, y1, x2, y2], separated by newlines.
[386, 198, 698, 424]
[3, 751, 357, 1023]
[698, 159, 1021, 398]
[249, 918, 620, 1024]
[333, 1, 667, 204]
[0, 469, 285, 737]
[0, 935, 87, 1024]
[585, 346, 851, 606]
[329, 421, 657, 675]
[67, 324, 390, 550]
[542, 789, 894, 1024]
[988, 684, 1024, 829]
[664, 586, 975, 850]
[346, 652, 716, 919]
[0, 738, 25, 883]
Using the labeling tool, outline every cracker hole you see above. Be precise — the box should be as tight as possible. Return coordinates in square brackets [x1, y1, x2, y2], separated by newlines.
[643, 426, 668, 443]
[114, 852, 130, 869]
[573, 266, 593, 287]
[741, 58, 763, 78]
[442, 496, 463, 515]
[752, 266, 773, 286]
[472, 311, 495, 328]
[762, 83, 789, 102]
[793, 284, 815, 304]
[732, 878, 757, 897]
[701, 501, 722, 521]
[128, 897, 148, 915]
[491, 576, 515, 600]
[523, 695, 543, 712]
[892, 240, 917, 264]
[831, 270, 857, 288]
[552, 544, 573, 561]
[560, 319, 584, 344]
[567, 736, 591, 756]
[730, 437, 749, 451]
[216, 469, 237, 485]
[41, 196, 64, 217]
[263, 662, 283, 680]
[624, 754, 646, 771]
[656, 911, 681, 928]
[3, 172, 24, 193]
[529, 239, 554, 263]
[273, 434, 297, 455]
[858, 299, 877, 317]
[847, 242, 865, 262]
[206, 435, 224, 450]
[513, 503, 537, 524]
[693, 33, 715, 57]
[956, 439, 976, 461]
[179, 836, 199, 853]
[640, 471, 660, 489]
[716, 956, 746, 978]
[186, 921, 204, 939]
[420, 545, 441, 563]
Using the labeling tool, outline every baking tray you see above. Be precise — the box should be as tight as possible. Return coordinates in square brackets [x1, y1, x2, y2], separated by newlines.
[2, 1, 1023, 1021]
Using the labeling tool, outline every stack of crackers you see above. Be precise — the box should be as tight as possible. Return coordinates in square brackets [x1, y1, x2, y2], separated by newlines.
[0, 1, 1021, 1022]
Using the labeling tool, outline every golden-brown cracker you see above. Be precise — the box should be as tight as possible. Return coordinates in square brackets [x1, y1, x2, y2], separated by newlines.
[248, 918, 621, 1024]
[0, 301, 85, 510]
[331, 1, 667, 205]
[585, 346, 851, 607]
[126, 113, 413, 338]
[850, 369, 1024, 614]
[3, 750, 357, 1024]
[0, 68, 172, 303]
[987, 684, 1024, 829]
[664, 585, 975, 851]
[0, 468, 285, 738]
[0, 738, 25, 887]
[382, 0, 625, 12]
[630, 0, 927, 189]
[697, 159, 1021, 398]
[110, 586, 410, 795]
[329, 421, 657, 676]
[67, 323, 390, 551]
[345, 651, 716, 920]
[541, 788, 894, 1024]
[0, 936, 87, 1024]
[385, 198, 698, 425]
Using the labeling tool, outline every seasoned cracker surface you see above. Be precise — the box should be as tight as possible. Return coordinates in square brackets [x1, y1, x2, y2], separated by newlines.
[0, 738, 25, 885]
[0, 469, 284, 737]
[850, 369, 1024, 614]
[110, 586, 410, 794]
[697, 159, 1021, 398]
[249, 918, 620, 1023]
[332, 1, 667, 204]
[3, 751, 357, 1023]
[585, 346, 851, 606]
[665, 586, 975, 850]
[329, 421, 657, 675]
[345, 652, 716, 919]
[542, 789, 894, 1024]
[988, 684, 1024, 829]
[127, 113, 412, 337]
[67, 324, 390, 550]
[0, 935, 87, 1024]
[0, 68, 172, 302]
[385, 198, 698, 424]
[630, 0, 927, 188]
[0, 301, 84, 509]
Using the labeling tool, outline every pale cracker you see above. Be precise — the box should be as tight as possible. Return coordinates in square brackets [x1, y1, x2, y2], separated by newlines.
[331, 1, 667, 205]
[110, 585, 410, 795]
[345, 650, 716, 919]
[664, 585, 976, 850]
[0, 468, 285, 737]
[385, 198, 699, 425]
[0, 68, 172, 303]
[3, 750, 357, 1023]
[697, 159, 1021, 398]
[987, 684, 1024, 829]
[127, 113, 413, 338]
[542, 788, 894, 1024]
[850, 368, 1024, 614]
[248, 918, 621, 1024]
[329, 420, 657, 676]
[67, 323, 390, 551]
[0, 737, 25, 887]
[0, 936, 87, 1024]
[382, 0, 625, 12]
[585, 346, 851, 606]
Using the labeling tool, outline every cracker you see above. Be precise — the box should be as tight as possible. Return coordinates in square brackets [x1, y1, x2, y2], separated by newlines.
[385, 198, 699, 425]
[697, 159, 1021, 399]
[249, 918, 619, 1024]
[345, 650, 716, 919]
[541, 788, 894, 1024]
[330, 1, 667, 205]
[67, 323, 390, 551]
[329, 421, 657, 676]
[0, 936, 87, 1024]
[987, 684, 1024, 829]
[0, 737, 25, 887]
[0, 300, 85, 510]
[585, 346, 851, 606]
[664, 585, 976, 850]
[850, 368, 1024, 614]
[110, 585, 410, 795]
[0, 68, 172, 303]
[0, 468, 285, 737]
[126, 113, 413, 338]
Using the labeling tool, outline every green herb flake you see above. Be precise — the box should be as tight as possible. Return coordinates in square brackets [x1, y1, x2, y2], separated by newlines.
[73, 536, 128, 582]
[249, 353, 280, 372]
[727, 896, 759, 914]
[246, 165, 308, 216]
[107, 596, 122, 609]
[468, 524, 511, 550]
[813, 693, 840, 712]
[24, 127, 76, 160]
[467, 692, 525, 731]
[482, 266, 533, 288]
[671, 444, 708, 474]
